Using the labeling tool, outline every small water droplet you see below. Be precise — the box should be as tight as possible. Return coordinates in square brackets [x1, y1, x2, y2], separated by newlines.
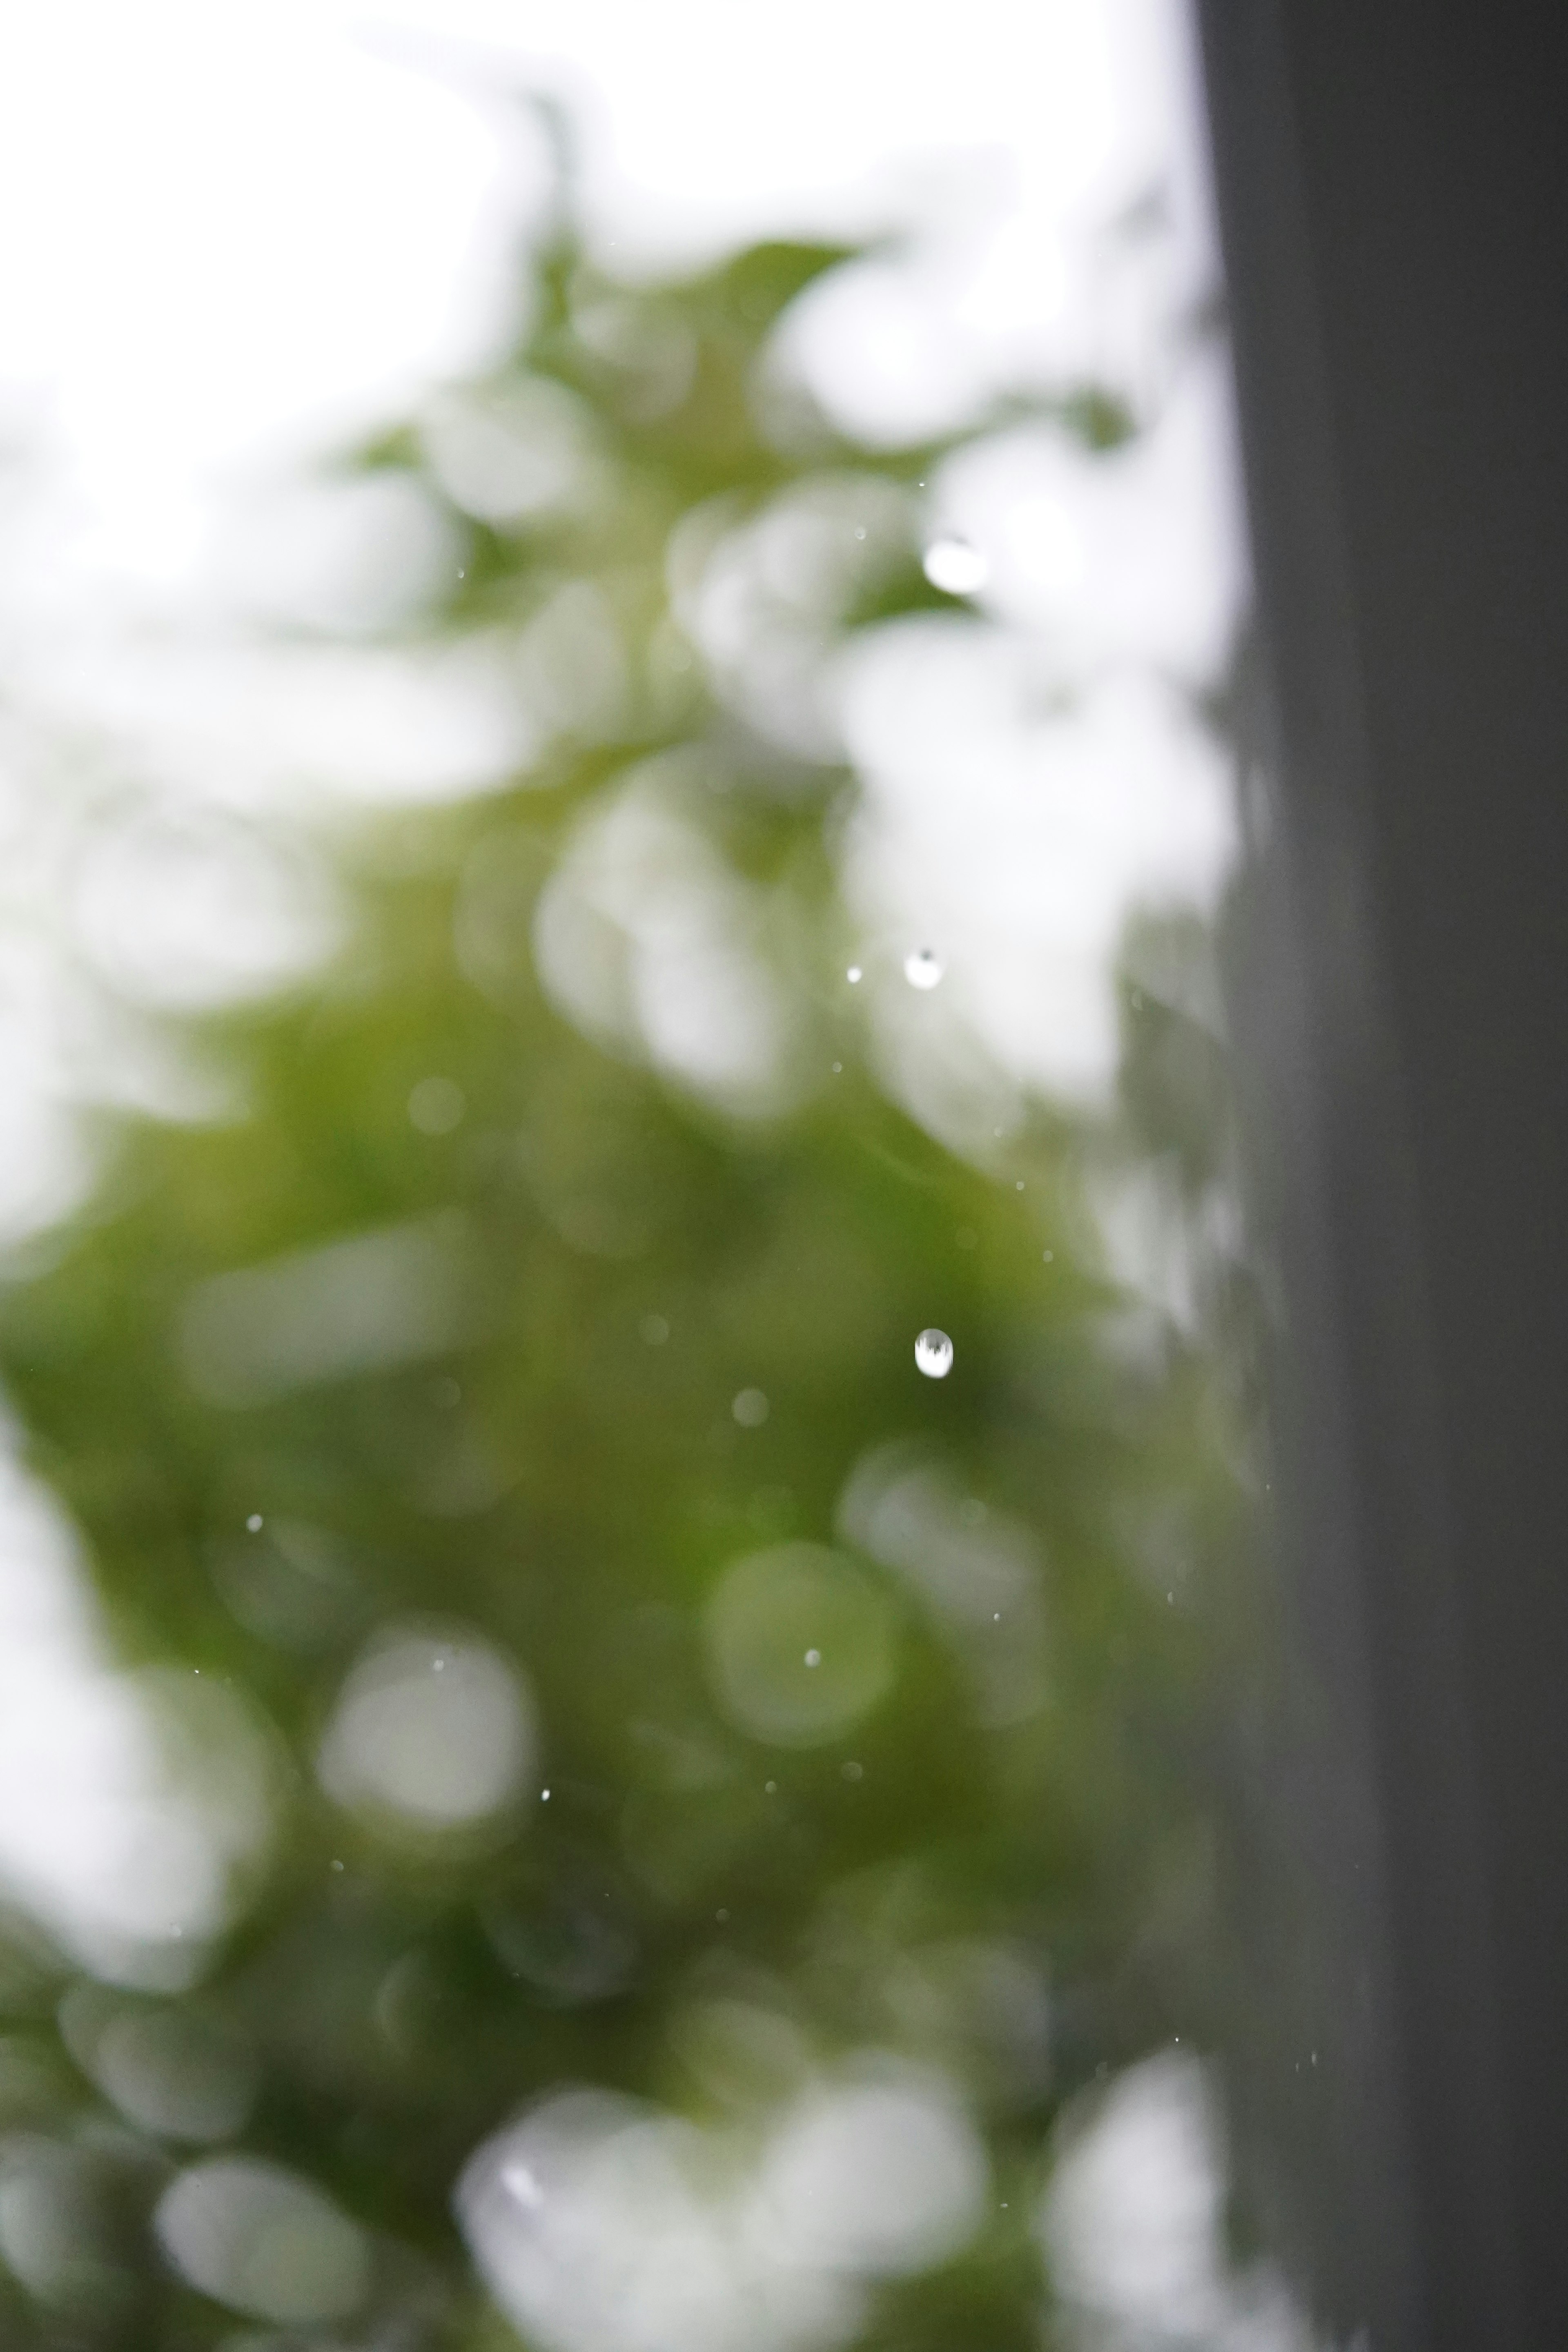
[408, 1075, 465, 1135]
[1015, 1179, 1025, 1191]
[1042, 1250, 1054, 1262]
[765, 1780, 777, 1794]
[733, 1387, 769, 1428]
[330, 1858, 344, 1872]
[922, 536, 989, 595]
[541, 1788, 551, 1802]
[831, 1061, 842, 1074]
[246, 1513, 263, 1533]
[804, 1648, 821, 1668]
[716, 1907, 730, 1921]
[846, 965, 862, 983]
[904, 947, 944, 990]
[853, 526, 866, 541]
[841, 1760, 863, 1782]
[640, 1313, 670, 1346]
[915, 1328, 954, 1379]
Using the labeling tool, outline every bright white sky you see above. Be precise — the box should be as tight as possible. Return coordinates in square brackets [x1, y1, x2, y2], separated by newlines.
[0, 0, 1205, 581]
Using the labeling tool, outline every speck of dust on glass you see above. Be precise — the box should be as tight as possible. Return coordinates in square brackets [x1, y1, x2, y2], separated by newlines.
[0, 11, 1307, 2352]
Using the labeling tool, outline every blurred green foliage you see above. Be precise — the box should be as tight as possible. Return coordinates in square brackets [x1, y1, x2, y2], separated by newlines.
[0, 116, 1256, 2352]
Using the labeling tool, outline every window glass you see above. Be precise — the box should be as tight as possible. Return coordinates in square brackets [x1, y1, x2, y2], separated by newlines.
[0, 7, 1324, 2347]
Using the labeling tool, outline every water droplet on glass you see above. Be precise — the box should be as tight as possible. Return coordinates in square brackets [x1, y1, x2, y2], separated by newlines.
[904, 948, 944, 990]
[804, 1648, 821, 1668]
[915, 1328, 954, 1379]
[733, 1388, 769, 1428]
[716, 1907, 730, 1922]
[922, 537, 989, 595]
[841, 1760, 863, 1782]
[831, 1061, 842, 1074]
[503, 2162, 543, 2210]
[1042, 1250, 1054, 1262]
[640, 1313, 670, 1346]
[846, 965, 862, 984]
[764, 1780, 777, 1794]
[1015, 1179, 1025, 1191]
[408, 1075, 465, 1136]
[330, 1858, 343, 1871]
[541, 1788, 550, 1802]
[245, 1514, 263, 1533]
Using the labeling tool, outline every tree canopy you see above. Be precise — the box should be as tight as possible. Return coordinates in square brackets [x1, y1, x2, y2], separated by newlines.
[0, 112, 1268, 2352]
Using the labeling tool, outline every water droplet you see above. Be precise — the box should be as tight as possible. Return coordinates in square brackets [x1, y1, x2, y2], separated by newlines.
[841, 1759, 863, 1782]
[1042, 1250, 1054, 1262]
[922, 536, 989, 595]
[831, 1061, 842, 1074]
[1015, 1180, 1025, 1191]
[765, 1780, 777, 1794]
[640, 1313, 670, 1346]
[541, 1788, 551, 1802]
[733, 1388, 769, 1428]
[915, 1328, 954, 1379]
[330, 1858, 344, 1871]
[245, 1514, 263, 1533]
[904, 948, 944, 990]
[503, 2162, 543, 2210]
[716, 1907, 729, 1921]
[408, 1075, 465, 1136]
[846, 965, 862, 984]
[804, 1648, 821, 1668]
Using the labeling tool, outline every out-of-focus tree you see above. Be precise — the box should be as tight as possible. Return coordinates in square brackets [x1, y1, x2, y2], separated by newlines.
[0, 108, 1256, 2352]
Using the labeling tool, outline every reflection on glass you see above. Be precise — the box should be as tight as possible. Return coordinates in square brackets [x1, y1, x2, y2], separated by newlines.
[0, 6, 1329, 2348]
